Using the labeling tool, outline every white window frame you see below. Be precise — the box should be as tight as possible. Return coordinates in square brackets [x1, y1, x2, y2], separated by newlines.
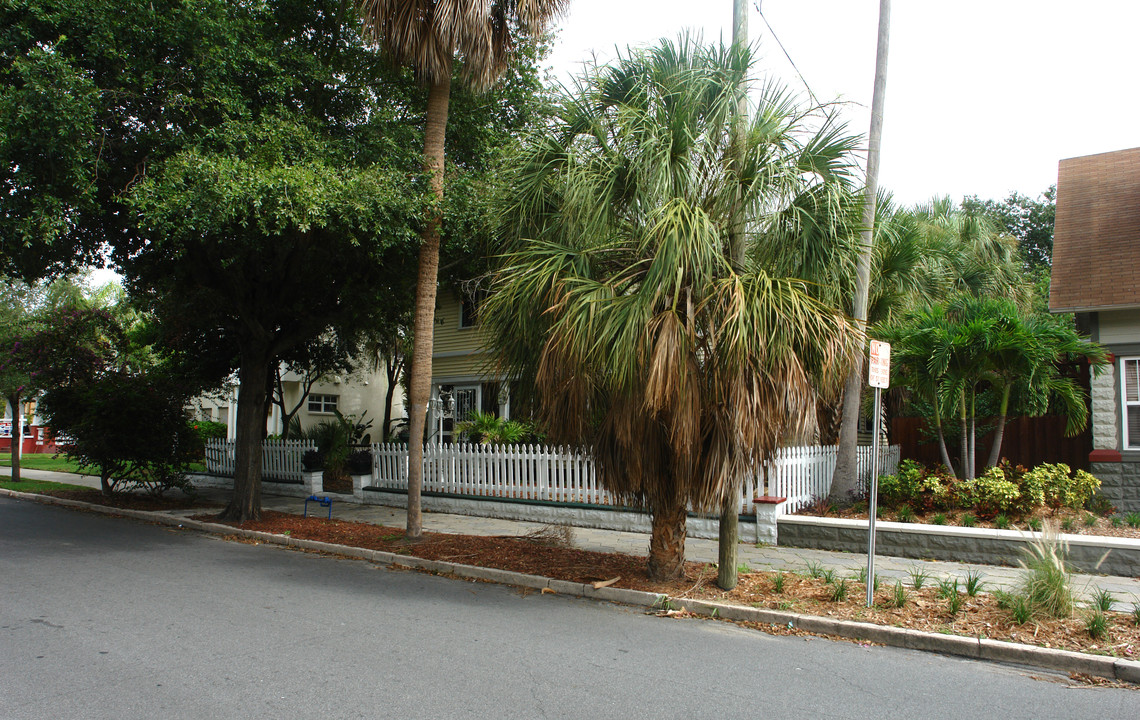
[1122, 357, 1140, 450]
[307, 393, 339, 414]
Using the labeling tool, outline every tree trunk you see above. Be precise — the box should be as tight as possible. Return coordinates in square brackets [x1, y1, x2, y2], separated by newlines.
[959, 392, 969, 481]
[968, 390, 977, 479]
[717, 0, 748, 590]
[648, 500, 687, 581]
[985, 385, 1012, 469]
[831, 0, 891, 505]
[383, 376, 397, 442]
[100, 468, 112, 497]
[7, 394, 21, 483]
[717, 484, 740, 590]
[830, 365, 866, 503]
[219, 349, 271, 522]
[404, 67, 452, 540]
[933, 412, 954, 474]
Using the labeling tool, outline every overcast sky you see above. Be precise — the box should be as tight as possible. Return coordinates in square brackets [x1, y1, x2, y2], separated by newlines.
[544, 0, 1140, 206]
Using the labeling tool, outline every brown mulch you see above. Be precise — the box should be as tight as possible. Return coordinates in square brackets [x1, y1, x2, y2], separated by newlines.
[39, 489, 222, 512]
[194, 510, 1140, 661]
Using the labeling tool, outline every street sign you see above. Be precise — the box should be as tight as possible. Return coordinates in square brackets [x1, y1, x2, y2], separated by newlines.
[868, 339, 890, 389]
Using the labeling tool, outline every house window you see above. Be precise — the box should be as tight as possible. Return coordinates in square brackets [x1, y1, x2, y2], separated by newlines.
[458, 292, 485, 329]
[308, 394, 339, 414]
[1123, 358, 1140, 450]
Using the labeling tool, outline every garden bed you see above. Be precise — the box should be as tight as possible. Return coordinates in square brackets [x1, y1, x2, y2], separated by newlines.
[200, 510, 1140, 662]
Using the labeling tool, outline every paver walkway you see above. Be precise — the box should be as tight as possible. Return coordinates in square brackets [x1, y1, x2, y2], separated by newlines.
[6, 466, 1140, 601]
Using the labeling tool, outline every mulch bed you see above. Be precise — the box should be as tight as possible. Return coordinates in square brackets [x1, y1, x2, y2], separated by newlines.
[197, 510, 1140, 660]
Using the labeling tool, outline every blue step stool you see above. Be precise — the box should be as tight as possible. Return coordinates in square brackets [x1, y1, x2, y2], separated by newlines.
[304, 495, 332, 519]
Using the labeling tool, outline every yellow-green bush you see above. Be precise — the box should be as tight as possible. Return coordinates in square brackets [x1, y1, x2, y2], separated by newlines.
[959, 466, 1021, 518]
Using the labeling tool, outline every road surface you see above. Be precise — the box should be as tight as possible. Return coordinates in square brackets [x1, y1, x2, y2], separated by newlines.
[1, 496, 1135, 718]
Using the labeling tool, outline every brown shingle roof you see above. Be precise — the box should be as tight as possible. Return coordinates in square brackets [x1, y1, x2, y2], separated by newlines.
[1050, 147, 1140, 312]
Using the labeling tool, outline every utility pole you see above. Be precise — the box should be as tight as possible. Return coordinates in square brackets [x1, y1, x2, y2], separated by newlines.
[718, 0, 750, 591]
[829, 0, 891, 506]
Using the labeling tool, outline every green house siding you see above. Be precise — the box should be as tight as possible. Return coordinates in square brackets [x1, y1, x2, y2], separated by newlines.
[431, 291, 486, 378]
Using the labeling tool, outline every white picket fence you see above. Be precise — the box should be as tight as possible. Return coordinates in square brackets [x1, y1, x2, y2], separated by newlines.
[204, 438, 316, 484]
[765, 444, 901, 514]
[370, 442, 900, 515]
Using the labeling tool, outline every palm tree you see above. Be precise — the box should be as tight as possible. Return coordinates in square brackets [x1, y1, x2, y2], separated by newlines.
[483, 38, 861, 580]
[827, 197, 1028, 499]
[358, 0, 567, 539]
[975, 303, 1107, 468]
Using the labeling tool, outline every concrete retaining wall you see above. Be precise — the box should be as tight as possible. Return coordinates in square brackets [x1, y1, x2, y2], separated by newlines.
[777, 516, 1140, 577]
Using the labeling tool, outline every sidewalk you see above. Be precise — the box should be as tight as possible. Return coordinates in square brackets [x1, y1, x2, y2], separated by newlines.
[5, 466, 1140, 600]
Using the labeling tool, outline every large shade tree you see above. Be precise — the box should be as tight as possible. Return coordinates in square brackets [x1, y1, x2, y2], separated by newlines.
[483, 38, 862, 580]
[358, 0, 568, 539]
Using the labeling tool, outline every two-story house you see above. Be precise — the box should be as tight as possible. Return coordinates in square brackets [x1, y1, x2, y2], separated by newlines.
[1050, 146, 1140, 512]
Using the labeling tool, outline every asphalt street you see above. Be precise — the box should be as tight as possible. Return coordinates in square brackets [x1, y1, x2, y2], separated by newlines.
[1, 496, 1137, 719]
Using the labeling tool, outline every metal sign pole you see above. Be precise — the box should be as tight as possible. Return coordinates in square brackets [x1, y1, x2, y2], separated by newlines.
[865, 339, 890, 608]
[866, 385, 882, 608]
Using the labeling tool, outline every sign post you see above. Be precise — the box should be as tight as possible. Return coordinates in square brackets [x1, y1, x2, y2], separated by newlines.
[865, 340, 890, 607]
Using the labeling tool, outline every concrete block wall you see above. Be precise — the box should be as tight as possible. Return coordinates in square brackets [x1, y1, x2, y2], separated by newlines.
[1094, 461, 1140, 513]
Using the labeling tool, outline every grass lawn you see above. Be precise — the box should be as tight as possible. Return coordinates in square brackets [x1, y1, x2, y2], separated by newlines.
[0, 452, 89, 473]
[0, 478, 93, 493]
[1, 453, 206, 474]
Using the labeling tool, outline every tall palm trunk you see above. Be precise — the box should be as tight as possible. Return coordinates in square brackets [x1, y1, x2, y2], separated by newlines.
[932, 412, 954, 474]
[985, 385, 1012, 468]
[405, 66, 452, 540]
[830, 0, 890, 505]
[648, 498, 687, 581]
[958, 391, 969, 481]
[718, 0, 750, 592]
[219, 348, 270, 522]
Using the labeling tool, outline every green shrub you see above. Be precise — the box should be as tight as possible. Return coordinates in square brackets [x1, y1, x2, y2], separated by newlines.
[1019, 463, 1100, 511]
[959, 466, 1020, 518]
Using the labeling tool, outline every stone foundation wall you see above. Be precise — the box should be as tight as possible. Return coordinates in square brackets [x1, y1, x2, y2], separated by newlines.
[1093, 460, 1140, 514]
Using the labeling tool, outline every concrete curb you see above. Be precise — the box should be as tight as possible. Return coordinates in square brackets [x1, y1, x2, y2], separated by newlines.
[4, 487, 1138, 685]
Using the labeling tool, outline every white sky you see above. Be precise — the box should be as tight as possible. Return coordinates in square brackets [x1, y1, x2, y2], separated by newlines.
[545, 0, 1140, 206]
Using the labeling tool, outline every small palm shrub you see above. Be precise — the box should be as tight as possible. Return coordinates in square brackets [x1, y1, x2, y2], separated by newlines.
[959, 513, 977, 528]
[828, 580, 849, 602]
[891, 580, 908, 608]
[895, 505, 914, 523]
[994, 514, 1011, 530]
[964, 569, 984, 596]
[1084, 609, 1109, 640]
[930, 512, 947, 525]
[1090, 588, 1115, 612]
[1010, 594, 1033, 624]
[1126, 512, 1140, 529]
[908, 566, 931, 589]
